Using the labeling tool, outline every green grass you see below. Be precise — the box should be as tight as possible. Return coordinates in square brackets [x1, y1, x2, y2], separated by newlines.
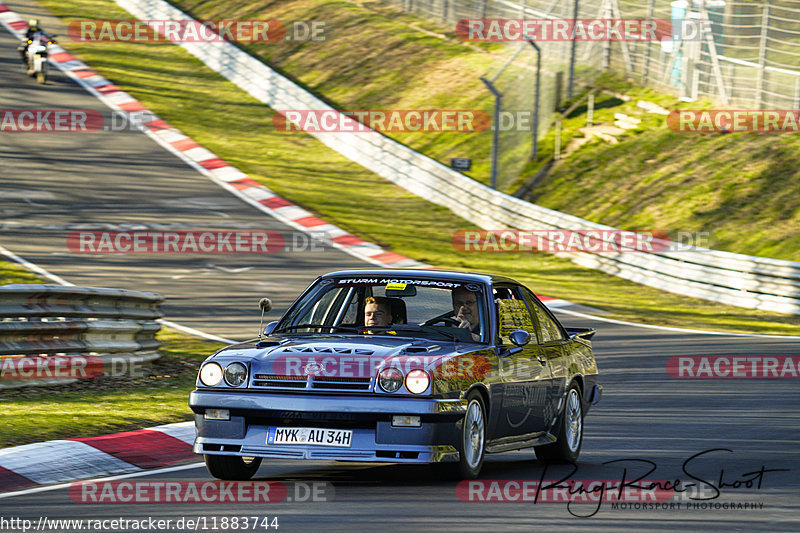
[529, 76, 800, 261]
[28, 0, 800, 337]
[0, 260, 44, 285]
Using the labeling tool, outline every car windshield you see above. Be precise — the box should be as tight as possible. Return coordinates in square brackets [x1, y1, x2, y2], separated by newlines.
[274, 277, 488, 343]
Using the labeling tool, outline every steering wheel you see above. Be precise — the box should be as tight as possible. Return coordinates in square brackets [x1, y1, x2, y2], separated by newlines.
[421, 312, 461, 328]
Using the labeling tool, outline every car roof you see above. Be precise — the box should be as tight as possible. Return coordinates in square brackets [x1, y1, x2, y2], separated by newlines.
[321, 269, 522, 286]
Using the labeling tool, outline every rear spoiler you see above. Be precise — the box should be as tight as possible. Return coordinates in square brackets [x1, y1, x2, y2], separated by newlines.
[567, 327, 596, 340]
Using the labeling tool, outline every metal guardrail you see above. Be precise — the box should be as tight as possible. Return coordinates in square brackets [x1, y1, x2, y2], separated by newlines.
[114, 0, 800, 316]
[0, 285, 164, 388]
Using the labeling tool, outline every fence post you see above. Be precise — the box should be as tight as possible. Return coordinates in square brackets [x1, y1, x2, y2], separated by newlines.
[794, 76, 800, 109]
[755, 4, 769, 108]
[528, 40, 541, 160]
[442, 0, 449, 23]
[554, 71, 564, 111]
[568, 0, 580, 99]
[480, 77, 502, 189]
[587, 92, 595, 126]
[642, 0, 655, 84]
[554, 118, 562, 160]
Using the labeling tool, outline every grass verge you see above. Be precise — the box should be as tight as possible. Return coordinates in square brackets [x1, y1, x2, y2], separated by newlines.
[28, 0, 800, 336]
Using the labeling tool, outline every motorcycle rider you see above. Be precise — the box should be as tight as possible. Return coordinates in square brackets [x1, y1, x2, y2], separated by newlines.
[18, 19, 44, 65]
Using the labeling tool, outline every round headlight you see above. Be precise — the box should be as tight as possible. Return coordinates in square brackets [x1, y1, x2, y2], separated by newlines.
[378, 367, 403, 393]
[405, 369, 430, 394]
[224, 362, 248, 387]
[199, 362, 223, 386]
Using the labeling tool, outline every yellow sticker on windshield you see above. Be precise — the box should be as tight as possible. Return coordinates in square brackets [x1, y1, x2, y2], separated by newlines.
[386, 282, 407, 291]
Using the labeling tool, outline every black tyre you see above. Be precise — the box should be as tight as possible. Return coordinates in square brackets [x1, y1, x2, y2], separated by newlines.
[457, 391, 487, 479]
[534, 383, 583, 464]
[204, 455, 262, 480]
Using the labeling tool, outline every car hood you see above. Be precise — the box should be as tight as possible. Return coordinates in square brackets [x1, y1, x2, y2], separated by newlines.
[216, 335, 465, 379]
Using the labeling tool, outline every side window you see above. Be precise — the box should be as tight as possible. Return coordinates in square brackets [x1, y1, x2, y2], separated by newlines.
[495, 286, 537, 344]
[523, 289, 564, 343]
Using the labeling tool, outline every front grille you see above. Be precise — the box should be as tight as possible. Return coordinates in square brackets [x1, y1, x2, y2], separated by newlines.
[251, 374, 373, 392]
[312, 377, 371, 391]
[253, 374, 307, 388]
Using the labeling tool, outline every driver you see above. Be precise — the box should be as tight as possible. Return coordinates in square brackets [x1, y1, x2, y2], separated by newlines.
[452, 287, 481, 340]
[364, 296, 393, 331]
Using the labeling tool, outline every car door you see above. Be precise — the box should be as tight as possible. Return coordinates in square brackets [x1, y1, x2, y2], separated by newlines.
[494, 285, 552, 439]
[522, 288, 570, 429]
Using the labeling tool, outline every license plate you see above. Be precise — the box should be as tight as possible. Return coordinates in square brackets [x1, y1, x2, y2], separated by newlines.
[266, 427, 353, 448]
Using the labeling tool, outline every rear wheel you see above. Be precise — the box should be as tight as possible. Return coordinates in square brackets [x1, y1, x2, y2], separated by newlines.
[204, 455, 262, 480]
[36, 62, 47, 84]
[534, 383, 583, 464]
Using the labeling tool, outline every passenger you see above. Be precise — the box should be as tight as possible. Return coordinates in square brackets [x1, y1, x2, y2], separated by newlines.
[364, 296, 393, 330]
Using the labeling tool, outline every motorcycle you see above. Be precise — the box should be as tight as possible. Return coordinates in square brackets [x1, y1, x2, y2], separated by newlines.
[23, 32, 55, 84]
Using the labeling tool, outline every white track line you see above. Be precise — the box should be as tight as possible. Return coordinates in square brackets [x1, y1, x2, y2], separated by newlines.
[552, 306, 800, 339]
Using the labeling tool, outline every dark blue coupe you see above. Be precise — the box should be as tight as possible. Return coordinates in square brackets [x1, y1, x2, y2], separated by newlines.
[190, 270, 601, 479]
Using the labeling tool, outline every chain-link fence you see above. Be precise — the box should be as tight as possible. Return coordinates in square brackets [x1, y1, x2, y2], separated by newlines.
[389, 0, 800, 106]
[380, 0, 800, 188]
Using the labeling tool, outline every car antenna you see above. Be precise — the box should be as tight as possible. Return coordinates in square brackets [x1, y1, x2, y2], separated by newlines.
[258, 298, 272, 340]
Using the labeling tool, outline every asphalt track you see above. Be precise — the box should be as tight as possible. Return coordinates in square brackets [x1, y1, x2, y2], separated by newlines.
[1, 3, 800, 531]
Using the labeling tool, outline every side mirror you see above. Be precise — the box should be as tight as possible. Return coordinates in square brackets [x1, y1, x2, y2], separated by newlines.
[263, 321, 278, 336]
[509, 330, 531, 347]
[257, 298, 273, 340]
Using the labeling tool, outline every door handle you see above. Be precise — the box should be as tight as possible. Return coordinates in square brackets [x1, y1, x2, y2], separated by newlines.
[536, 355, 547, 366]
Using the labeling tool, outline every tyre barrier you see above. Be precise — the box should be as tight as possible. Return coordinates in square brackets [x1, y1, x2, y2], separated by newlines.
[0, 285, 164, 389]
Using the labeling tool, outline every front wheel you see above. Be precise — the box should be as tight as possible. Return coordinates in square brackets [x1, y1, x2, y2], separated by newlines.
[457, 392, 486, 479]
[534, 383, 583, 464]
[204, 455, 262, 480]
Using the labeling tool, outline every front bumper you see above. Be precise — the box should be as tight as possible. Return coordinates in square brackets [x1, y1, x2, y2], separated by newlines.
[189, 390, 467, 463]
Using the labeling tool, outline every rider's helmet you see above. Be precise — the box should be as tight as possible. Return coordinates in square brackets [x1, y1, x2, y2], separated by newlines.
[28, 19, 40, 27]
